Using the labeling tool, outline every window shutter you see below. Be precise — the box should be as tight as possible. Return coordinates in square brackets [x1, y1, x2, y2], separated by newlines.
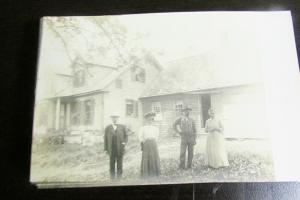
[134, 101, 139, 117]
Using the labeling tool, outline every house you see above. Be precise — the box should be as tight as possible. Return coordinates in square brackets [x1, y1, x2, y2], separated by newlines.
[33, 53, 162, 144]
[139, 55, 269, 139]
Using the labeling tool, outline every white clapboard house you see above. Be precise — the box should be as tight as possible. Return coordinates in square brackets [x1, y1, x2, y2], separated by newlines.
[33, 54, 162, 145]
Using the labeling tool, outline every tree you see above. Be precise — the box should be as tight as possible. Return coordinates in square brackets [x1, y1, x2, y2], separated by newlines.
[44, 16, 144, 69]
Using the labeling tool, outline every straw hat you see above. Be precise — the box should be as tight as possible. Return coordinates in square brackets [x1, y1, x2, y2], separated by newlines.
[144, 111, 156, 119]
[182, 105, 192, 111]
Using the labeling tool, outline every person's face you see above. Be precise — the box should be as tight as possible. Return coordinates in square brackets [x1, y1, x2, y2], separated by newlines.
[182, 110, 189, 117]
[111, 116, 119, 124]
[208, 109, 215, 117]
[146, 116, 154, 123]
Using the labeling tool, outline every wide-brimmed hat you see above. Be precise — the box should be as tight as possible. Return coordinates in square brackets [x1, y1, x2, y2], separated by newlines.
[182, 105, 192, 112]
[110, 112, 120, 118]
[144, 111, 156, 119]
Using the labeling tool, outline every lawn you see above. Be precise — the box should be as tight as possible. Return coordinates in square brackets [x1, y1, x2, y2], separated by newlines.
[30, 135, 274, 187]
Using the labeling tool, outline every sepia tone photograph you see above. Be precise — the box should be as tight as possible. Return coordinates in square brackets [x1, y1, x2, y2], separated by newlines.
[30, 12, 277, 188]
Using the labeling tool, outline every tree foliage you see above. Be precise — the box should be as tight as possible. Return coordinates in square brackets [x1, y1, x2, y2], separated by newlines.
[44, 16, 144, 68]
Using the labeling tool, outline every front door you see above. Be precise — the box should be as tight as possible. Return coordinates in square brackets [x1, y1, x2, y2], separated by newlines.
[200, 94, 211, 127]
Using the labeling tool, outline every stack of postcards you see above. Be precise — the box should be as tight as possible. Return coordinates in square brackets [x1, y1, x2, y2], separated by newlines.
[30, 11, 300, 188]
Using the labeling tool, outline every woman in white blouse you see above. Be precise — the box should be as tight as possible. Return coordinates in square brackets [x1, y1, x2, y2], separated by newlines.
[139, 111, 160, 178]
[205, 108, 229, 168]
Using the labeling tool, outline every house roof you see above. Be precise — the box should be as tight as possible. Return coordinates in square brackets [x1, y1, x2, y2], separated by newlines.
[140, 54, 263, 98]
[54, 65, 129, 97]
[52, 51, 163, 98]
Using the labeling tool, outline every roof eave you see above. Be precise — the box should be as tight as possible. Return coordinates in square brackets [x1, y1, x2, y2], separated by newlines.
[139, 82, 262, 99]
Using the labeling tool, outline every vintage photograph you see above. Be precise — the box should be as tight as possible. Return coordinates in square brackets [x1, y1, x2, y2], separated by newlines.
[30, 12, 275, 187]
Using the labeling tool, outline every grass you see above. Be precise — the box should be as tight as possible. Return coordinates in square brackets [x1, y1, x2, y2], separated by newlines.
[30, 135, 274, 186]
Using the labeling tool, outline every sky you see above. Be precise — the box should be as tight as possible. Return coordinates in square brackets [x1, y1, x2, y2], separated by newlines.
[117, 12, 262, 64]
[39, 11, 268, 75]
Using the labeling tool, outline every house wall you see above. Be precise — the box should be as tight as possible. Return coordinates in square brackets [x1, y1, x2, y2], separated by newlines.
[87, 67, 115, 87]
[211, 84, 268, 138]
[141, 84, 269, 139]
[33, 99, 56, 135]
[52, 75, 72, 95]
[140, 93, 203, 138]
[103, 60, 161, 135]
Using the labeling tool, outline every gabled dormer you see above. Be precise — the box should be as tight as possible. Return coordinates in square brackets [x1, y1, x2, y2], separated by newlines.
[131, 65, 145, 83]
[73, 67, 86, 87]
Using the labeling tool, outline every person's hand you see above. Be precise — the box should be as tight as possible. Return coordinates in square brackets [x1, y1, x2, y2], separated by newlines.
[140, 142, 144, 151]
[122, 143, 126, 153]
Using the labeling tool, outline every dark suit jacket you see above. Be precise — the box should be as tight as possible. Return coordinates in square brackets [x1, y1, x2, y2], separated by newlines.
[104, 124, 128, 157]
[173, 117, 196, 144]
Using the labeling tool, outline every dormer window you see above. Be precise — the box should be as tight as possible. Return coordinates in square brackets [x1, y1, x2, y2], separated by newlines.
[131, 66, 145, 82]
[73, 69, 85, 87]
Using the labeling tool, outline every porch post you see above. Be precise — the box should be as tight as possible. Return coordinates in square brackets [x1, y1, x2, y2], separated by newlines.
[66, 103, 71, 128]
[55, 97, 61, 131]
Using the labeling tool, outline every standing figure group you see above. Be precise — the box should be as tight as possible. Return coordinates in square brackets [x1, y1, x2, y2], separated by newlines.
[104, 106, 229, 180]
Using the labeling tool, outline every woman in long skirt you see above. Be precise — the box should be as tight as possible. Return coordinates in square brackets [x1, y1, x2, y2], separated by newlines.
[205, 108, 229, 168]
[139, 111, 160, 178]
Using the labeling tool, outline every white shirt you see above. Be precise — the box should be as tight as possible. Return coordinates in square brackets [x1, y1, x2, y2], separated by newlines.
[138, 125, 159, 142]
[112, 124, 117, 131]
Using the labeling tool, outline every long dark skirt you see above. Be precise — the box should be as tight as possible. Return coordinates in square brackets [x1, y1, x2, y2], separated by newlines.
[141, 139, 160, 178]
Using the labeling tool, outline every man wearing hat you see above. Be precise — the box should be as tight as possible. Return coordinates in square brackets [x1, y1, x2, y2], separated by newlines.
[173, 105, 197, 169]
[104, 113, 128, 179]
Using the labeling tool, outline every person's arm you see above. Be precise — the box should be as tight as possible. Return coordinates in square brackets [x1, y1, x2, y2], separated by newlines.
[154, 126, 159, 141]
[218, 120, 224, 133]
[104, 126, 108, 151]
[123, 125, 128, 145]
[192, 119, 196, 134]
[205, 120, 210, 133]
[173, 118, 182, 135]
[138, 127, 144, 151]
[138, 127, 144, 142]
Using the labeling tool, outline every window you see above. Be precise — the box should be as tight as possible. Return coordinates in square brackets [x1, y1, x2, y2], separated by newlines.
[152, 102, 162, 114]
[131, 66, 145, 82]
[126, 99, 138, 117]
[175, 100, 183, 113]
[152, 101, 162, 121]
[115, 79, 122, 89]
[83, 99, 95, 125]
[201, 94, 211, 127]
[73, 69, 85, 87]
[70, 99, 95, 126]
[70, 101, 81, 126]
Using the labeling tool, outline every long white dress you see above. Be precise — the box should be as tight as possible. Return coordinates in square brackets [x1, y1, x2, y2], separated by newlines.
[205, 118, 229, 168]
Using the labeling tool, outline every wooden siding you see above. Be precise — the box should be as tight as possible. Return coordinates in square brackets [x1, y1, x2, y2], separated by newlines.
[140, 84, 268, 139]
[140, 94, 203, 138]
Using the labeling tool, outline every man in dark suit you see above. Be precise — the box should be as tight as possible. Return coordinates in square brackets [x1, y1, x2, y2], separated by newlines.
[104, 114, 128, 179]
[173, 105, 197, 169]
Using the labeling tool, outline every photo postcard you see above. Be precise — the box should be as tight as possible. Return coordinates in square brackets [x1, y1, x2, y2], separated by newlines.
[30, 11, 300, 188]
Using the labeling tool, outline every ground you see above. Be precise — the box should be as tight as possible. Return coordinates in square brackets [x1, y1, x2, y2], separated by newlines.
[30, 135, 274, 187]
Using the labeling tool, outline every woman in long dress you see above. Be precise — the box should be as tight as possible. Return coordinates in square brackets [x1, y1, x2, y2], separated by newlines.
[205, 108, 229, 168]
[139, 111, 161, 178]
